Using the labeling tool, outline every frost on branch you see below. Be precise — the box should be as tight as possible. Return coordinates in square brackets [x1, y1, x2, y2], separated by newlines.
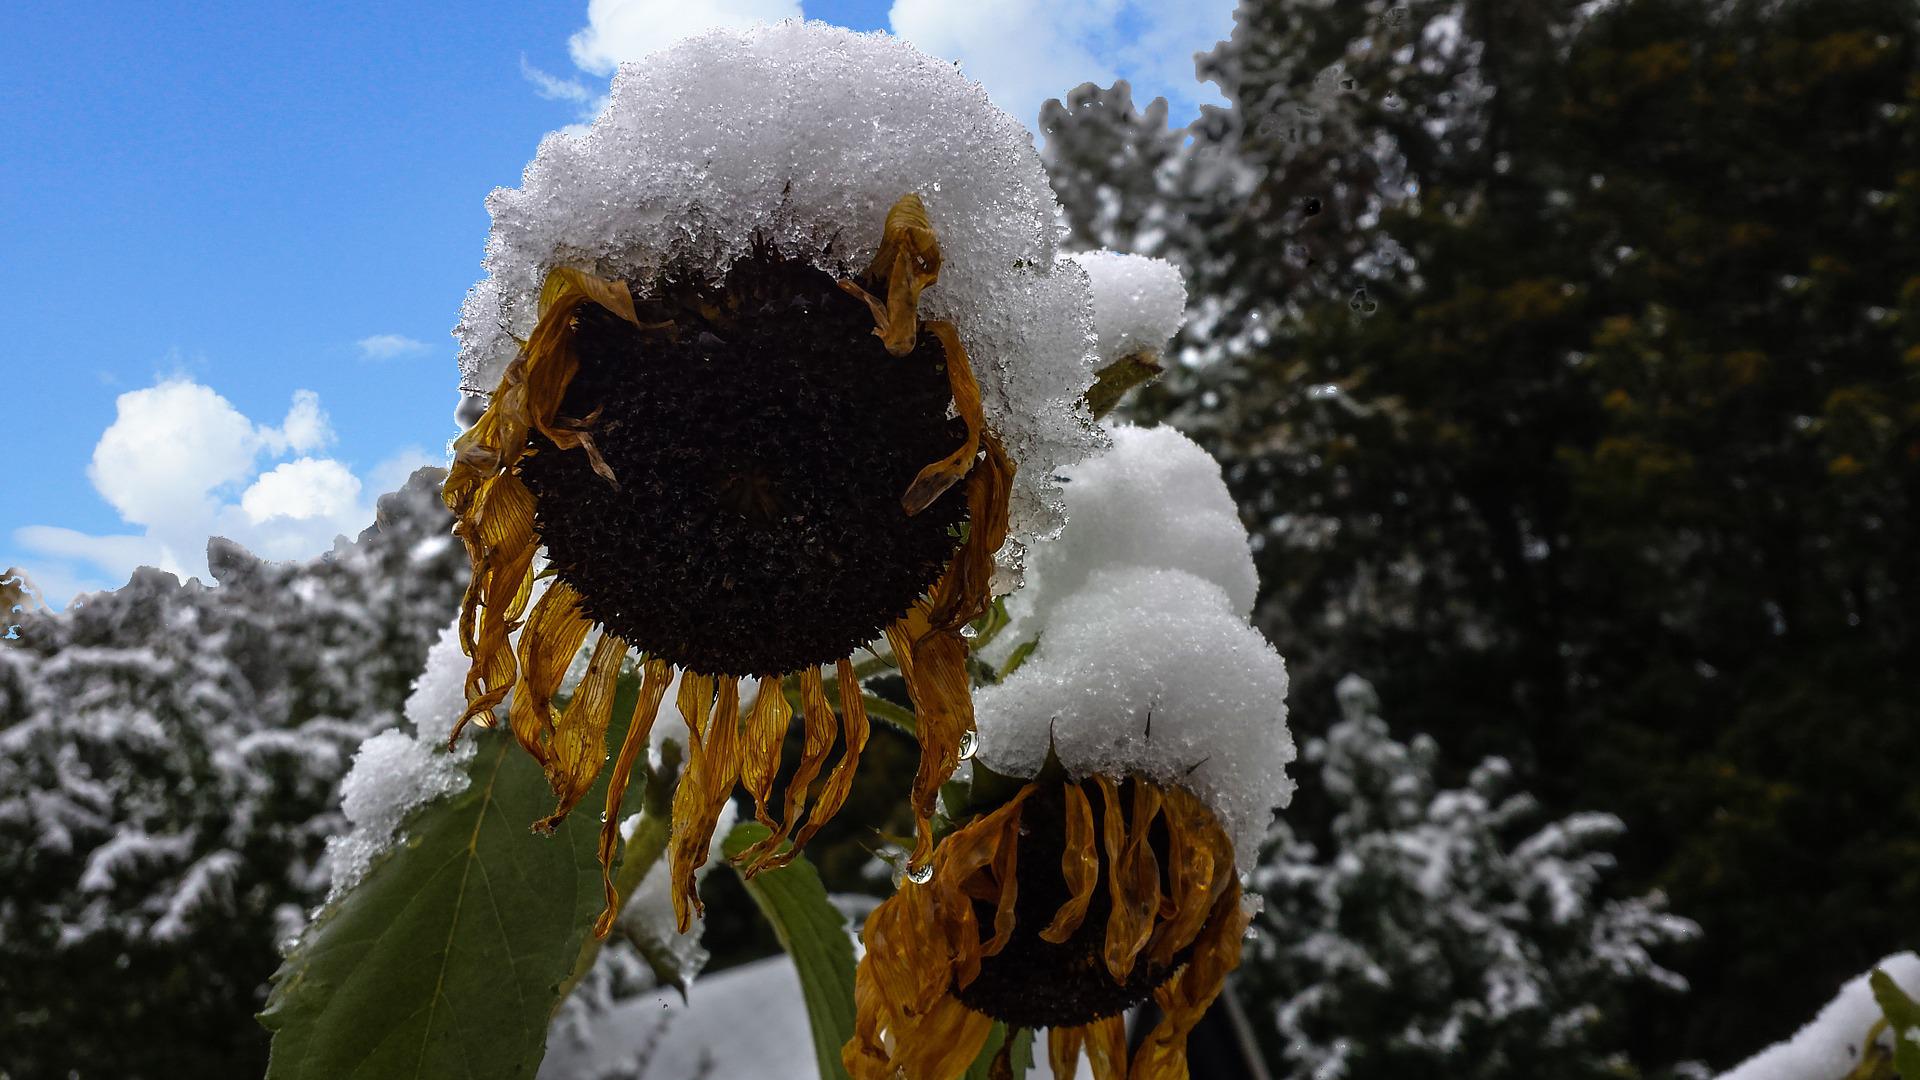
[456, 20, 1101, 547]
[1244, 675, 1699, 1079]
[0, 470, 466, 1074]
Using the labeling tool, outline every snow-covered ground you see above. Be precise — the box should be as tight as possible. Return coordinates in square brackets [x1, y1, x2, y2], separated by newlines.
[540, 956, 814, 1080]
[539, 954, 1097, 1080]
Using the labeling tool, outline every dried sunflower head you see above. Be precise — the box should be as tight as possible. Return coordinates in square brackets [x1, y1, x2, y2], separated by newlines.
[843, 772, 1251, 1080]
[442, 24, 1099, 935]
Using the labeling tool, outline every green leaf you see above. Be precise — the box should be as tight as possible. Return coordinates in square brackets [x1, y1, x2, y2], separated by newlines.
[1000, 637, 1040, 680]
[724, 822, 857, 1080]
[260, 684, 648, 1080]
[1870, 970, 1920, 1078]
[964, 1024, 1034, 1079]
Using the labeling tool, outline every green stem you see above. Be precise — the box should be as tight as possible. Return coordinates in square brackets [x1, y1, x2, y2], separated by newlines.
[861, 693, 918, 735]
[1085, 349, 1165, 419]
[551, 742, 680, 1010]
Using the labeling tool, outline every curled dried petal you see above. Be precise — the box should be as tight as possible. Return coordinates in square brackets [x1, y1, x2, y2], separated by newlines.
[592, 658, 673, 937]
[1041, 780, 1100, 944]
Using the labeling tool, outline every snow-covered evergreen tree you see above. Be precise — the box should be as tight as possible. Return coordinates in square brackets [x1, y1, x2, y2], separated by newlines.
[0, 468, 465, 1079]
[1244, 675, 1697, 1079]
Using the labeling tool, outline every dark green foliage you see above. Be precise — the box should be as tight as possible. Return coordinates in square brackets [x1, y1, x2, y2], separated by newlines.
[1046, 0, 1920, 1069]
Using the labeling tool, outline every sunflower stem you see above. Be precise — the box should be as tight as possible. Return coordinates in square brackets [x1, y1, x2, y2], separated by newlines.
[552, 742, 681, 1011]
[860, 693, 919, 735]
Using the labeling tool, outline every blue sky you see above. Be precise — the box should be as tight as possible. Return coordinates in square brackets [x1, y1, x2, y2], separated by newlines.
[3, 0, 1233, 606]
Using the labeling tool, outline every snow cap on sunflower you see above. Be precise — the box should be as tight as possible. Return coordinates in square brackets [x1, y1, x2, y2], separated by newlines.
[444, 22, 1100, 937]
[844, 425, 1292, 1080]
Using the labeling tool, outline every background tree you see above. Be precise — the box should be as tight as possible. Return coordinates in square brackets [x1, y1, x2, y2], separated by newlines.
[1248, 675, 1695, 1079]
[1046, 0, 1920, 1067]
[0, 470, 466, 1079]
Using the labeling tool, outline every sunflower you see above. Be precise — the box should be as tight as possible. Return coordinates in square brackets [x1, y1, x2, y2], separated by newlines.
[843, 772, 1252, 1080]
[442, 191, 1013, 935]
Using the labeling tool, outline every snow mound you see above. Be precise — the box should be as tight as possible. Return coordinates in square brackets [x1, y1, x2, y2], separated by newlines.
[994, 424, 1257, 658]
[456, 21, 1101, 546]
[1719, 952, 1920, 1080]
[324, 620, 476, 898]
[975, 565, 1293, 871]
[1069, 250, 1188, 365]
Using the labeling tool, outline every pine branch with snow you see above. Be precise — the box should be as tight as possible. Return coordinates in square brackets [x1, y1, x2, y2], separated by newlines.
[1242, 675, 1698, 1080]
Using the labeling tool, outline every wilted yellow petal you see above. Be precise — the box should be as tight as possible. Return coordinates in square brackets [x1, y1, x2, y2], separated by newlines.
[896, 609, 973, 869]
[902, 318, 983, 516]
[898, 995, 994, 1080]
[1049, 1026, 1086, 1080]
[1085, 1014, 1129, 1080]
[844, 944, 895, 1080]
[592, 658, 673, 938]
[450, 472, 541, 741]
[1130, 888, 1251, 1080]
[778, 659, 870, 863]
[737, 675, 793, 840]
[982, 797, 1024, 959]
[535, 631, 629, 832]
[1147, 786, 1234, 968]
[843, 192, 942, 358]
[744, 667, 836, 871]
[1104, 781, 1165, 983]
[931, 787, 1028, 990]
[664, 668, 718, 930]
[1041, 781, 1100, 944]
[506, 581, 593, 767]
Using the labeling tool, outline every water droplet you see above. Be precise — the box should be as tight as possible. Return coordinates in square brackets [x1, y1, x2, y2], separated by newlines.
[957, 729, 978, 760]
[599, 811, 610, 823]
[906, 863, 934, 884]
[1348, 287, 1379, 315]
[960, 623, 981, 640]
[1244, 925, 1261, 941]
[1383, 91, 1403, 111]
[1301, 196, 1323, 216]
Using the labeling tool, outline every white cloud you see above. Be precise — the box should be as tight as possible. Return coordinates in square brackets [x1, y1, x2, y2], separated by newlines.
[566, 0, 802, 74]
[86, 379, 268, 529]
[241, 458, 362, 524]
[15, 527, 175, 581]
[887, 0, 1234, 127]
[13, 377, 408, 605]
[356, 333, 432, 361]
[367, 445, 444, 497]
[521, 56, 595, 105]
[260, 388, 333, 454]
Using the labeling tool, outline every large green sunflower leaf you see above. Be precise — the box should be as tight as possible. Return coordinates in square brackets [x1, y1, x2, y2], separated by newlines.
[723, 822, 857, 1080]
[260, 683, 646, 1080]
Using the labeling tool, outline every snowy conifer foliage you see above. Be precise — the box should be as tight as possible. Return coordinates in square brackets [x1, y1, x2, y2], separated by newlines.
[0, 468, 464, 1077]
[1243, 675, 1697, 1079]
